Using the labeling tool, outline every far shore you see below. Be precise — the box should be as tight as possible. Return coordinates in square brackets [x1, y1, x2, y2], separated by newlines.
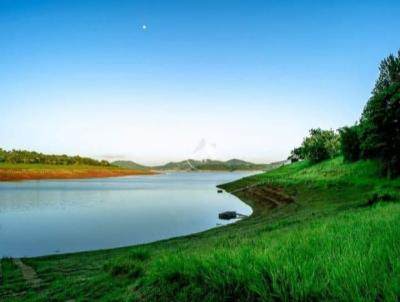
[0, 163, 156, 181]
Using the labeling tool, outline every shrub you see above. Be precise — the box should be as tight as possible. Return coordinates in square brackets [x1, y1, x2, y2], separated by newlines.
[298, 128, 340, 163]
[373, 49, 400, 95]
[288, 147, 304, 163]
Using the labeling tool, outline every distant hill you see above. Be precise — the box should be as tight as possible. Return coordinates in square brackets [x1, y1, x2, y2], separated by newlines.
[112, 158, 287, 172]
[112, 160, 150, 170]
[153, 159, 286, 172]
[0, 149, 155, 181]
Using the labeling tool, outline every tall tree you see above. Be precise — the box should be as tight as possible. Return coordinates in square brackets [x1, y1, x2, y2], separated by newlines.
[373, 50, 400, 94]
[360, 83, 400, 177]
[359, 50, 400, 177]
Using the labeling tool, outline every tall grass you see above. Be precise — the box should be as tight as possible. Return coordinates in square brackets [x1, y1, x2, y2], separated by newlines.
[140, 203, 400, 301]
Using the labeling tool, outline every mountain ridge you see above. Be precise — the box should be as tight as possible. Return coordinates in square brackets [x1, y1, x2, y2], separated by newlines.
[112, 158, 287, 172]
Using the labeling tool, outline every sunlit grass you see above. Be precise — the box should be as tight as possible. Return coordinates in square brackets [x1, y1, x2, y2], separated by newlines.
[142, 203, 400, 301]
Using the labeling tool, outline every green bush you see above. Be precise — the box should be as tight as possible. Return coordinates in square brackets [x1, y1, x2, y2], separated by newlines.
[288, 147, 303, 163]
[294, 128, 340, 163]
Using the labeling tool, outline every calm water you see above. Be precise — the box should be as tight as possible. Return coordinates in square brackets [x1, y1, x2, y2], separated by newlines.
[0, 172, 253, 257]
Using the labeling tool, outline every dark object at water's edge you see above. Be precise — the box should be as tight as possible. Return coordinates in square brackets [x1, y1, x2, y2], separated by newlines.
[219, 211, 248, 220]
[219, 211, 237, 220]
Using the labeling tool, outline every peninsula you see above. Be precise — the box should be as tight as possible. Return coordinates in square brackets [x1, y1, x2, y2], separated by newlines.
[0, 149, 155, 181]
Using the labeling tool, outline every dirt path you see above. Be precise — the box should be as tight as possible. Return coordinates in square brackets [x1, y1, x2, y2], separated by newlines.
[13, 258, 42, 288]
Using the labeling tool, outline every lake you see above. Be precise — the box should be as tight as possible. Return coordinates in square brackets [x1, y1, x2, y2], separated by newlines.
[0, 172, 253, 257]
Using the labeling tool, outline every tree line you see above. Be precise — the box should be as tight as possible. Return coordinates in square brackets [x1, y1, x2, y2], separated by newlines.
[0, 149, 110, 166]
[289, 50, 400, 178]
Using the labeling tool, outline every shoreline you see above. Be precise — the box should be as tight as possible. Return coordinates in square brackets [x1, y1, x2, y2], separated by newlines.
[0, 164, 157, 182]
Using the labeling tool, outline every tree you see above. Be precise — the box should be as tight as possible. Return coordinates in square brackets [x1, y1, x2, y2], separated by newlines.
[359, 83, 400, 177]
[0, 148, 5, 163]
[339, 125, 361, 162]
[359, 50, 400, 178]
[0, 148, 111, 166]
[373, 50, 400, 95]
[292, 128, 340, 164]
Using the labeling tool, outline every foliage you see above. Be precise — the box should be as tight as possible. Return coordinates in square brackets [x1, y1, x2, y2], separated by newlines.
[357, 50, 400, 178]
[373, 50, 400, 94]
[360, 83, 400, 177]
[339, 125, 361, 162]
[0, 149, 5, 163]
[294, 128, 340, 163]
[0, 148, 110, 166]
[288, 147, 303, 163]
[286, 50, 400, 176]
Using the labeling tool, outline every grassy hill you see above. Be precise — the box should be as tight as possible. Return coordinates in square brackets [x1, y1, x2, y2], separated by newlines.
[112, 160, 151, 171]
[1, 157, 399, 301]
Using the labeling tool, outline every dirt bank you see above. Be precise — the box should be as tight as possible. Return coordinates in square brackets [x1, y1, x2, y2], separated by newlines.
[0, 166, 156, 181]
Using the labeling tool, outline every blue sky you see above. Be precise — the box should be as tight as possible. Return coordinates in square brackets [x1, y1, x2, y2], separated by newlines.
[1, 0, 399, 164]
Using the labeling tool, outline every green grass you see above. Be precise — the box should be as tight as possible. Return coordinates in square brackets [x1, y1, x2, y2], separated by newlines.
[142, 204, 400, 301]
[1, 157, 400, 301]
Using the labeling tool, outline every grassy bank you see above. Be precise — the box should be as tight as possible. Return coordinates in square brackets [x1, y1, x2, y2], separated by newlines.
[1, 157, 400, 301]
[0, 163, 155, 181]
